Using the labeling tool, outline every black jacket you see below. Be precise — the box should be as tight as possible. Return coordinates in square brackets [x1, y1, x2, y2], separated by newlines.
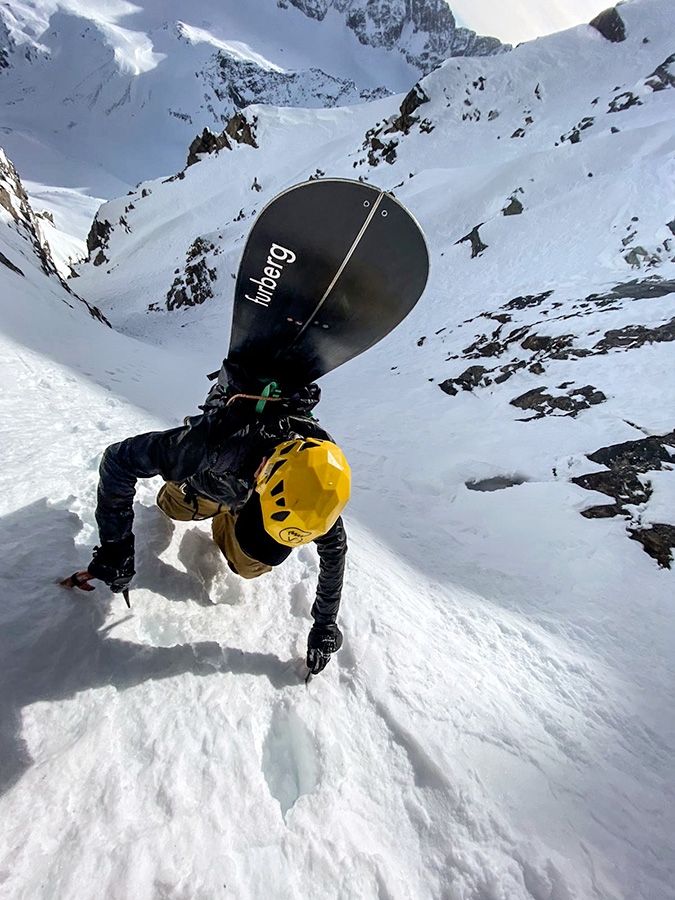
[95, 393, 347, 626]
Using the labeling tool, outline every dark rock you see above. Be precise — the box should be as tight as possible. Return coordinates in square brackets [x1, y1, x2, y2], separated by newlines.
[586, 277, 675, 303]
[589, 7, 627, 42]
[466, 475, 528, 491]
[573, 431, 675, 566]
[645, 53, 675, 91]
[520, 333, 574, 355]
[86, 218, 112, 259]
[505, 291, 553, 310]
[511, 384, 607, 419]
[586, 433, 675, 472]
[494, 360, 527, 383]
[580, 503, 622, 519]
[438, 380, 458, 396]
[593, 318, 675, 352]
[629, 524, 675, 568]
[439, 365, 490, 395]
[560, 117, 595, 143]
[186, 127, 232, 167]
[572, 469, 652, 505]
[608, 91, 642, 113]
[225, 112, 259, 148]
[0, 251, 24, 276]
[456, 225, 488, 258]
[386, 83, 430, 134]
[287, 0, 504, 75]
[166, 237, 219, 310]
[502, 197, 523, 216]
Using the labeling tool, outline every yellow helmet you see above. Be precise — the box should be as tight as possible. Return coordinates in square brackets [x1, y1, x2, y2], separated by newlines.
[256, 438, 351, 545]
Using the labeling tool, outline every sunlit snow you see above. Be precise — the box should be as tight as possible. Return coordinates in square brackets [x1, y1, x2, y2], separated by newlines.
[1, 1, 674, 898]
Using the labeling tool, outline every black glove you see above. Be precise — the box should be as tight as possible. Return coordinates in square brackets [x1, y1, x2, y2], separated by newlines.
[88, 535, 135, 593]
[306, 623, 343, 674]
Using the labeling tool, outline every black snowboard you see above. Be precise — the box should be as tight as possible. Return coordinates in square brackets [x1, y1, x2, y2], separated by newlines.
[228, 178, 429, 386]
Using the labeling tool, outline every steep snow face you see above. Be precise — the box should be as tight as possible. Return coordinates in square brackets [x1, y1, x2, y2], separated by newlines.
[1, 2, 675, 899]
[0, 0, 499, 195]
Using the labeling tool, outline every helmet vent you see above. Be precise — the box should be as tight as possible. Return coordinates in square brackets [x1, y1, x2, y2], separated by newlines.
[299, 441, 318, 452]
[275, 498, 286, 507]
[268, 460, 286, 479]
[271, 510, 291, 522]
[270, 481, 284, 497]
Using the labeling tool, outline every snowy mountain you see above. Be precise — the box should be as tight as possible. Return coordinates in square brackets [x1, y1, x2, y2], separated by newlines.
[0, 0, 502, 197]
[1, 0, 675, 898]
[283, 0, 503, 68]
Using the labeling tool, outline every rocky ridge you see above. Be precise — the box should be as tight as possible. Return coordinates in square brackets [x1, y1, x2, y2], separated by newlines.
[0, 149, 109, 323]
[283, 0, 504, 72]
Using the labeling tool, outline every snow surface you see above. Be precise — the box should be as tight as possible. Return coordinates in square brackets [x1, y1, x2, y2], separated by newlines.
[1, 0, 675, 898]
[0, 0, 419, 200]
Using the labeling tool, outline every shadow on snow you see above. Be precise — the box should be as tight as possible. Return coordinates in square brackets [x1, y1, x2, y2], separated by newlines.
[0, 499, 300, 796]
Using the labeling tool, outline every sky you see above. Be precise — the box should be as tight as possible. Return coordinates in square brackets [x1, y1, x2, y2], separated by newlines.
[452, 0, 616, 44]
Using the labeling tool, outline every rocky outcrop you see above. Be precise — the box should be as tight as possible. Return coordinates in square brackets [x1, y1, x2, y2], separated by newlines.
[165, 237, 220, 311]
[186, 128, 232, 168]
[434, 276, 675, 406]
[646, 53, 675, 92]
[629, 524, 675, 569]
[85, 217, 113, 267]
[572, 432, 675, 568]
[1, 149, 67, 284]
[204, 53, 388, 116]
[589, 8, 627, 43]
[510, 384, 606, 420]
[456, 225, 488, 258]
[283, 0, 504, 73]
[386, 84, 430, 135]
[0, 149, 110, 324]
[185, 112, 258, 168]
[0, 16, 14, 69]
[225, 112, 259, 148]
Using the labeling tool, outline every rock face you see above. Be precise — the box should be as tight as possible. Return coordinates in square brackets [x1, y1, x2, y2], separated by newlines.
[435, 275, 675, 411]
[165, 237, 220, 311]
[186, 128, 232, 168]
[0, 148, 109, 324]
[0, 149, 70, 285]
[204, 52, 388, 113]
[572, 432, 675, 568]
[589, 7, 627, 43]
[284, 0, 504, 73]
[0, 16, 13, 68]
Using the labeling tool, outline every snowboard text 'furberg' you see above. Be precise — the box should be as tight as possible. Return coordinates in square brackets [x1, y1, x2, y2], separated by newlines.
[229, 178, 429, 387]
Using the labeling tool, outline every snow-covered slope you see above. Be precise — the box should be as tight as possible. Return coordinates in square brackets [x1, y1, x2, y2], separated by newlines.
[1, 0, 674, 898]
[0, 0, 501, 198]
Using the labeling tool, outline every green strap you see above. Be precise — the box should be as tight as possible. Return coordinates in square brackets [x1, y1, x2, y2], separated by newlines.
[255, 381, 281, 414]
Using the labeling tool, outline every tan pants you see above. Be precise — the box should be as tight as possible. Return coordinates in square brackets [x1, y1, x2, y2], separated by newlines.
[156, 481, 272, 579]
